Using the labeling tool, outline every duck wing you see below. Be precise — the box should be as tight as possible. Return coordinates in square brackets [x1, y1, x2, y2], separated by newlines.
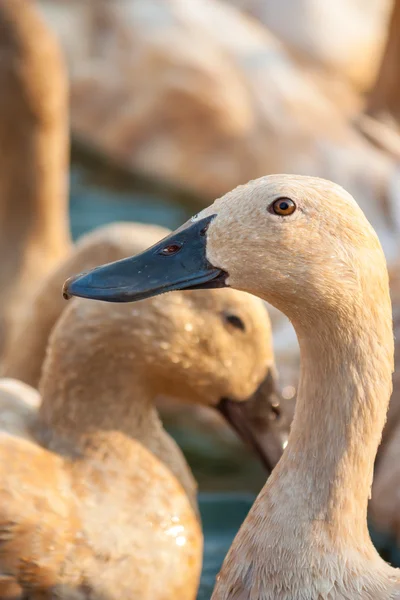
[0, 432, 85, 598]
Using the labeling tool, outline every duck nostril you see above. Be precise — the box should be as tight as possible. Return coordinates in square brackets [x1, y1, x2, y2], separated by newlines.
[159, 243, 183, 256]
[200, 223, 210, 236]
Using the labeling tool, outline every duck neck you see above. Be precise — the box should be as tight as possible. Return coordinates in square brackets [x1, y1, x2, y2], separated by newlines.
[0, 0, 71, 289]
[0, 132, 70, 281]
[0, 95, 70, 268]
[39, 360, 165, 455]
[267, 299, 393, 545]
[38, 347, 198, 511]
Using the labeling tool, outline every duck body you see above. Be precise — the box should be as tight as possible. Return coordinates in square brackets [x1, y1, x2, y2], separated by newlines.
[65, 174, 400, 599]
[0, 292, 204, 600]
[0, 422, 200, 600]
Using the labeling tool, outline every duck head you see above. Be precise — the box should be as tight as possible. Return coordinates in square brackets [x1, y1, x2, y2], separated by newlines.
[64, 174, 384, 326]
[59, 285, 288, 473]
[65, 174, 388, 469]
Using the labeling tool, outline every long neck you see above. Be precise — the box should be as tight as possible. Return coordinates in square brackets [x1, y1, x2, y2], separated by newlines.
[39, 362, 164, 451]
[0, 121, 70, 275]
[265, 294, 393, 547]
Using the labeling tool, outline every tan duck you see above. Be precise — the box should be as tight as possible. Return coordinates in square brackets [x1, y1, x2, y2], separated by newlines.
[65, 174, 400, 599]
[0, 0, 71, 359]
[0, 261, 285, 599]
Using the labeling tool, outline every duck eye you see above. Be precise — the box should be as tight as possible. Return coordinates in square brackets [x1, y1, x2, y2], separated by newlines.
[223, 313, 246, 331]
[159, 242, 183, 256]
[270, 197, 296, 216]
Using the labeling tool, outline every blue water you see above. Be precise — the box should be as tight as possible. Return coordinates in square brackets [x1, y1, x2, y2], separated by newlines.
[199, 494, 254, 599]
[69, 167, 191, 240]
[69, 164, 400, 599]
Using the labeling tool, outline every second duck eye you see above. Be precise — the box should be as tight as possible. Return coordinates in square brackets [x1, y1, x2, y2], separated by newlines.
[223, 313, 246, 332]
[270, 197, 296, 216]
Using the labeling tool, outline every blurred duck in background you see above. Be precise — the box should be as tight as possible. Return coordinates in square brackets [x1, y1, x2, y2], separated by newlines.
[0, 0, 71, 360]
[0, 276, 286, 599]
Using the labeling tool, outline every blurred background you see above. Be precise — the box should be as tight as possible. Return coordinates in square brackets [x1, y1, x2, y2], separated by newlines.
[3, 0, 400, 597]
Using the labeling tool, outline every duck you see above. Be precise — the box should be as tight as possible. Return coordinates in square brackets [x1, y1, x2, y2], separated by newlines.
[0, 260, 286, 599]
[0, 0, 71, 359]
[65, 174, 400, 598]
[1, 222, 171, 389]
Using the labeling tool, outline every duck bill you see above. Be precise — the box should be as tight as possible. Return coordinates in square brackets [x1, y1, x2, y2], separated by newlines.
[63, 215, 228, 303]
[217, 372, 289, 475]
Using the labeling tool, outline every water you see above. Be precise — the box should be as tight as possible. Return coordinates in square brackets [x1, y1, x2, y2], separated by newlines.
[69, 163, 400, 599]
[69, 166, 191, 240]
[199, 494, 254, 599]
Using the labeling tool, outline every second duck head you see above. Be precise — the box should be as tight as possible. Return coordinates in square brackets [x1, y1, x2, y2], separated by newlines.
[56, 287, 287, 473]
